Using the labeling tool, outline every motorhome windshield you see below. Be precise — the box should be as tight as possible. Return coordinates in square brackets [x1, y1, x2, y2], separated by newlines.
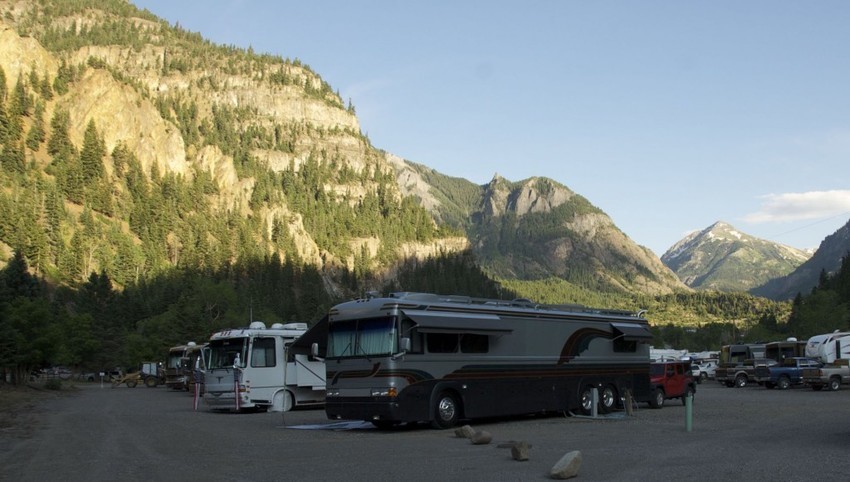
[207, 337, 248, 369]
[328, 316, 397, 358]
[167, 349, 184, 369]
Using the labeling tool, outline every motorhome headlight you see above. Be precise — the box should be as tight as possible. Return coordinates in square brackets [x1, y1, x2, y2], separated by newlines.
[371, 387, 398, 398]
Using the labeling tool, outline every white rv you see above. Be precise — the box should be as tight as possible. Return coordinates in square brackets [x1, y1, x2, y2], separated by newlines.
[802, 331, 850, 390]
[805, 331, 850, 364]
[203, 321, 325, 411]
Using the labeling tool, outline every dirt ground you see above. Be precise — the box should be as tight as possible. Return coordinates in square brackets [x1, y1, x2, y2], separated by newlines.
[0, 383, 73, 442]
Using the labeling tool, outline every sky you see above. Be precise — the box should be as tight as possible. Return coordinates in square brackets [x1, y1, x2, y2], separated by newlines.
[133, 0, 850, 256]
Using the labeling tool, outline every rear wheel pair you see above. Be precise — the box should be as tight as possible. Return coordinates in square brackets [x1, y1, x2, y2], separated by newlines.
[579, 384, 618, 415]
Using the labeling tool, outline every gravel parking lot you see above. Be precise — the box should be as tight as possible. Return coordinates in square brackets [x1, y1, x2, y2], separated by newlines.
[2, 381, 850, 481]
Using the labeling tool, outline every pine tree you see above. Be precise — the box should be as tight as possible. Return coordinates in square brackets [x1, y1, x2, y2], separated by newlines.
[79, 119, 105, 184]
[25, 102, 46, 151]
[47, 108, 74, 157]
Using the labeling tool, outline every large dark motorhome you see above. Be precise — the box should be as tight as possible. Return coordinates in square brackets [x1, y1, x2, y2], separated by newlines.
[320, 292, 653, 429]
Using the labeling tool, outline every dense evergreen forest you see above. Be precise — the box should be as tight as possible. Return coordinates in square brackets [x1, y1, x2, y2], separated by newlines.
[3, 247, 849, 383]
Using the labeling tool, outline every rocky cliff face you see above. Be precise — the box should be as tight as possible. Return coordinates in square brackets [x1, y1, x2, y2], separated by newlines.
[0, 5, 465, 281]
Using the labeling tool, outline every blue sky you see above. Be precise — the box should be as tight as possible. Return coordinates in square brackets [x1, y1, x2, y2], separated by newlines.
[133, 1, 850, 256]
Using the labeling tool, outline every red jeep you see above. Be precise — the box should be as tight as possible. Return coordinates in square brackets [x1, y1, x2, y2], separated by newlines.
[649, 361, 696, 408]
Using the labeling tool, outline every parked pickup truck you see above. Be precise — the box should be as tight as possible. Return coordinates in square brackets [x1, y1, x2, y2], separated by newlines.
[802, 362, 850, 391]
[716, 358, 777, 388]
[756, 357, 823, 390]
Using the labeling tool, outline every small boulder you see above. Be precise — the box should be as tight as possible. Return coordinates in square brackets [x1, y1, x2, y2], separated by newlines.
[511, 441, 530, 461]
[454, 424, 476, 439]
[550, 450, 582, 479]
[470, 430, 492, 445]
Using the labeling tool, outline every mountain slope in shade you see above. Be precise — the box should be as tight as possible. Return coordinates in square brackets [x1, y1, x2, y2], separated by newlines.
[751, 218, 850, 300]
[661, 221, 811, 292]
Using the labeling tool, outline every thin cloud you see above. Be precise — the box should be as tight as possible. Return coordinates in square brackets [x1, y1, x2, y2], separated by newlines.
[743, 190, 850, 223]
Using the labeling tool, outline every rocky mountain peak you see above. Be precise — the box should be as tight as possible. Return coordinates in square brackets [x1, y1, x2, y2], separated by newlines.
[662, 221, 811, 292]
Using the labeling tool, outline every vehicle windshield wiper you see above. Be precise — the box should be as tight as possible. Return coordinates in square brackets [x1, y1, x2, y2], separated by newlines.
[355, 343, 371, 362]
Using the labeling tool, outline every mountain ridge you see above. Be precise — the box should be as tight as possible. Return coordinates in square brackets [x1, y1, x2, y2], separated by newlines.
[751, 218, 850, 300]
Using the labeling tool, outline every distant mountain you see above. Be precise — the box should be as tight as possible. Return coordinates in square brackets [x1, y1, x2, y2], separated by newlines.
[661, 221, 811, 292]
[751, 218, 850, 300]
[392, 161, 688, 295]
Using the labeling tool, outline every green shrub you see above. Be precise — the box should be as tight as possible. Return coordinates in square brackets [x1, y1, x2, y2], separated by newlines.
[44, 378, 62, 390]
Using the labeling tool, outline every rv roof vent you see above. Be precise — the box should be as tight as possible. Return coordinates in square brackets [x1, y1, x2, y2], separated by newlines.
[249, 321, 267, 330]
[270, 323, 285, 330]
[282, 322, 308, 331]
[187, 341, 197, 346]
[787, 337, 798, 342]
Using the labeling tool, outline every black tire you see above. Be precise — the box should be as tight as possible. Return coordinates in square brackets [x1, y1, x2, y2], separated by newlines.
[700, 372, 708, 382]
[127, 380, 138, 388]
[599, 385, 617, 414]
[431, 392, 460, 429]
[649, 388, 664, 409]
[777, 376, 791, 390]
[578, 386, 595, 415]
[681, 387, 694, 406]
[144, 376, 157, 388]
[829, 377, 841, 391]
[735, 375, 748, 388]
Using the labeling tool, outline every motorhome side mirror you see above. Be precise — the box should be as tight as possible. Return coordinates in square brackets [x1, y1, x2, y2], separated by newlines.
[392, 337, 411, 360]
[311, 342, 319, 357]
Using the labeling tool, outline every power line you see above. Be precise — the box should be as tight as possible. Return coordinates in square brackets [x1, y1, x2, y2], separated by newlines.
[770, 211, 850, 239]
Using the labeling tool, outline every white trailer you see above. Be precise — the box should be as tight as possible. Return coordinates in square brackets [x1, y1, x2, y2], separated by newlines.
[802, 331, 850, 391]
[805, 331, 850, 364]
[203, 321, 325, 411]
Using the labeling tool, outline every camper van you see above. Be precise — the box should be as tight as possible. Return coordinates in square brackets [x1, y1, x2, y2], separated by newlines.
[319, 292, 653, 429]
[203, 322, 325, 412]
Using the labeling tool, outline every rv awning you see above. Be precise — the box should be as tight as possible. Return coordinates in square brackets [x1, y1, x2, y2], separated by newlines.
[288, 315, 328, 356]
[402, 310, 512, 335]
[611, 322, 653, 342]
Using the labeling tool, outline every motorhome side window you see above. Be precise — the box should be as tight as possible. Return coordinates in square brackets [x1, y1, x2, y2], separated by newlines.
[460, 334, 488, 353]
[426, 333, 489, 354]
[427, 333, 458, 353]
[251, 337, 276, 368]
[613, 338, 637, 353]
